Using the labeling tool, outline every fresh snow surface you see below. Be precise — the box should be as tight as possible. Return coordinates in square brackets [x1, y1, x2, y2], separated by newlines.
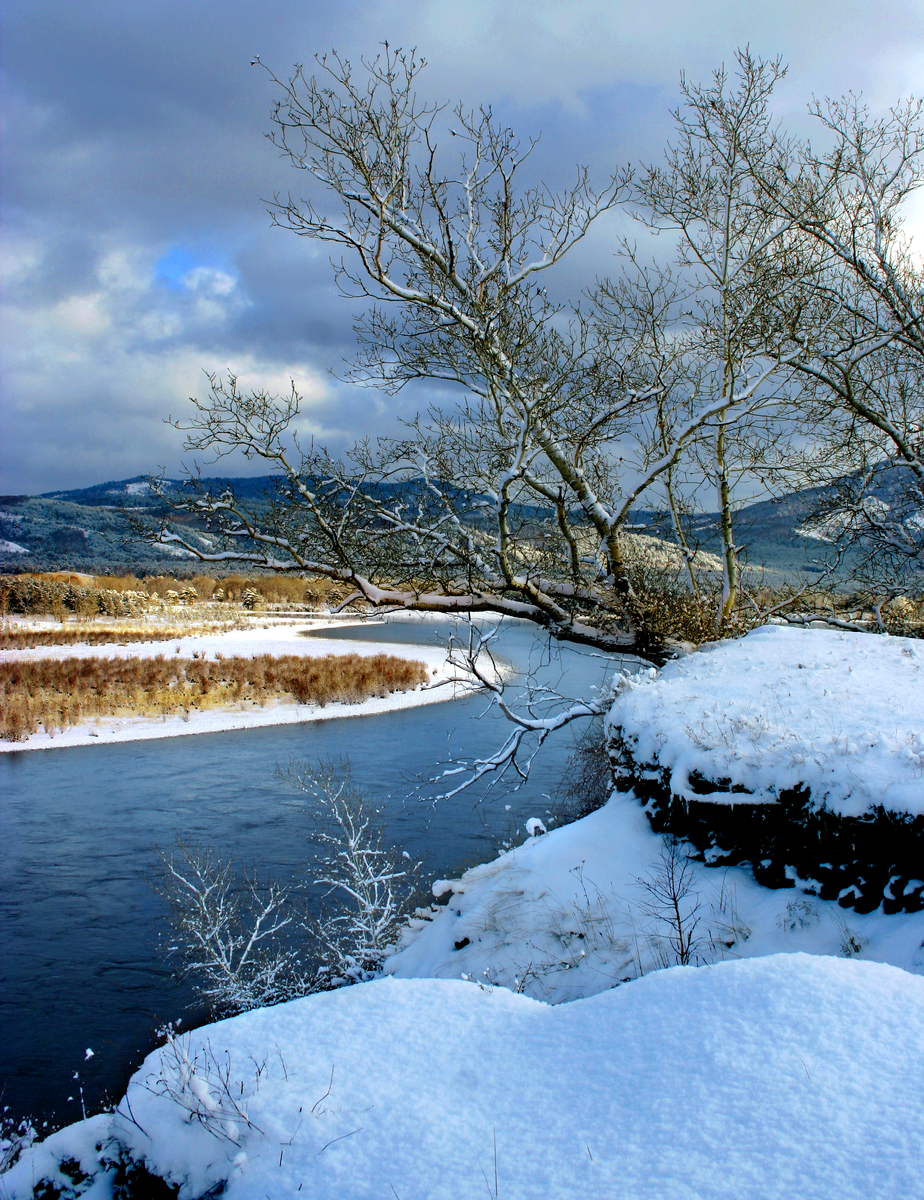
[0, 539, 28, 553]
[388, 791, 924, 999]
[606, 624, 924, 817]
[5, 956, 923, 1199]
[0, 620, 472, 753]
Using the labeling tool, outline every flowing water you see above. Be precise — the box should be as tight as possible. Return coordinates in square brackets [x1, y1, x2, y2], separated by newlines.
[0, 616, 634, 1126]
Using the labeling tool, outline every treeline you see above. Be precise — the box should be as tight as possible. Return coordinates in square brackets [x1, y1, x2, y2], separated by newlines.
[0, 572, 345, 617]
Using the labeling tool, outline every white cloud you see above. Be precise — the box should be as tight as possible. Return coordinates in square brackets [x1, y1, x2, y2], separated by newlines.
[182, 266, 238, 296]
[5, 0, 924, 491]
[0, 228, 336, 489]
[374, 0, 924, 112]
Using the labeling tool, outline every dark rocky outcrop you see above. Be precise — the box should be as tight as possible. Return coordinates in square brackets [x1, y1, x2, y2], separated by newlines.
[609, 730, 924, 915]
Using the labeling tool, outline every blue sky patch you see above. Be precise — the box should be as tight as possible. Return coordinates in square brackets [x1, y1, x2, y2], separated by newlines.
[154, 245, 231, 289]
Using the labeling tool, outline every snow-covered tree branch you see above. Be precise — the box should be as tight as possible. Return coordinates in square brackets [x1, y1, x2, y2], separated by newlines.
[277, 758, 421, 984]
[134, 45, 924, 655]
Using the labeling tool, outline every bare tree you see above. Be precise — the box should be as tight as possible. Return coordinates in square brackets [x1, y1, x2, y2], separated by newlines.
[135, 49, 924, 799]
[615, 51, 823, 626]
[749, 89, 924, 593]
[143, 47, 814, 658]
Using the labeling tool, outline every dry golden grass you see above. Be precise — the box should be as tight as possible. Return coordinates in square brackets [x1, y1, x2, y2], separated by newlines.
[1, 652, 428, 741]
[89, 572, 342, 605]
[2, 627, 192, 650]
[0, 622, 249, 650]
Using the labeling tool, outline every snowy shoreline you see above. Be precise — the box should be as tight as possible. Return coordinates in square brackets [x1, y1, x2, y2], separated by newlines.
[0, 618, 473, 753]
[606, 624, 924, 818]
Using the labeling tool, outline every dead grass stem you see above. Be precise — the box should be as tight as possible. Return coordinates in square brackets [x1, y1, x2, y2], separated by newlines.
[1, 653, 428, 741]
[0, 625, 238, 650]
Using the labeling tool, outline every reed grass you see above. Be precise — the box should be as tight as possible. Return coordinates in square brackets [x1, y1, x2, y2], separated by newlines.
[0, 625, 239, 650]
[1, 652, 429, 741]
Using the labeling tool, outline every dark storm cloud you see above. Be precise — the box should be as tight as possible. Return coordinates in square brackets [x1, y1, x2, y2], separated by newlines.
[3, 0, 923, 491]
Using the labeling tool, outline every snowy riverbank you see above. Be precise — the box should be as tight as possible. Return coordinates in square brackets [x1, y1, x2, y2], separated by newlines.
[5, 622, 924, 1197]
[385, 626, 924, 997]
[0, 619, 473, 752]
[5, 955, 923, 1199]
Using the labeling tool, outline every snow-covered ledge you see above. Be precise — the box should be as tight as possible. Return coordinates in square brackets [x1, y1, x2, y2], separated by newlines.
[606, 625, 924, 911]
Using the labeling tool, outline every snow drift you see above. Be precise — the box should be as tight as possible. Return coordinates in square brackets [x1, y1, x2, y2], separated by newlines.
[6, 955, 923, 1199]
[606, 625, 924, 817]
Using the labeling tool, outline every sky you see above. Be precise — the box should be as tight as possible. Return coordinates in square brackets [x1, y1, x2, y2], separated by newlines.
[3, 0, 924, 495]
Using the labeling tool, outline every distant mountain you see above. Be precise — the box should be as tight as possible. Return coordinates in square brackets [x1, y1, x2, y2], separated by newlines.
[4, 466, 910, 579]
[36, 475, 288, 507]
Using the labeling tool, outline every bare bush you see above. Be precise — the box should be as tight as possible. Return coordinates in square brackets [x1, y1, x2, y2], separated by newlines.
[1, 1107, 36, 1174]
[547, 718, 613, 828]
[143, 1024, 263, 1143]
[832, 912, 868, 958]
[278, 759, 422, 985]
[635, 839, 707, 967]
[154, 839, 310, 1013]
[154, 760, 418, 1012]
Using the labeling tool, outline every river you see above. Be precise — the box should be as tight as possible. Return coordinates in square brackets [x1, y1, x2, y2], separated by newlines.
[0, 615, 634, 1126]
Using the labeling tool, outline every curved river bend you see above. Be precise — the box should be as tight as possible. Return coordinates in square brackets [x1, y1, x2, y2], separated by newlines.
[0, 616, 633, 1125]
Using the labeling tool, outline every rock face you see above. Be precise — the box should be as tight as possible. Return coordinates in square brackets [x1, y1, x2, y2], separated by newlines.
[608, 728, 924, 914]
[605, 626, 924, 916]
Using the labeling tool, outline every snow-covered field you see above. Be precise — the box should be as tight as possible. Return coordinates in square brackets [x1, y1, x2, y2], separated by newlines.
[5, 955, 922, 1199]
[0, 619, 472, 752]
[608, 624, 924, 816]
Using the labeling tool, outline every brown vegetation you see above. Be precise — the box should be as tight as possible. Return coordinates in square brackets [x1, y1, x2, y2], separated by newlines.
[0, 627, 230, 650]
[1, 652, 428, 742]
[627, 561, 924, 645]
[0, 572, 349, 617]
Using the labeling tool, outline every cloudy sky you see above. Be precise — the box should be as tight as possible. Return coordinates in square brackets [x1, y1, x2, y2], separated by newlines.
[3, 0, 924, 494]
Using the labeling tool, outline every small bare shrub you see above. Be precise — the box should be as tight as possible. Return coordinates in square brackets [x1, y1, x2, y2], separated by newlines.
[778, 899, 818, 931]
[154, 840, 309, 1013]
[635, 839, 707, 967]
[1, 1107, 36, 1173]
[155, 759, 418, 1011]
[143, 1023, 262, 1143]
[832, 912, 868, 957]
[547, 718, 613, 828]
[278, 758, 422, 985]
